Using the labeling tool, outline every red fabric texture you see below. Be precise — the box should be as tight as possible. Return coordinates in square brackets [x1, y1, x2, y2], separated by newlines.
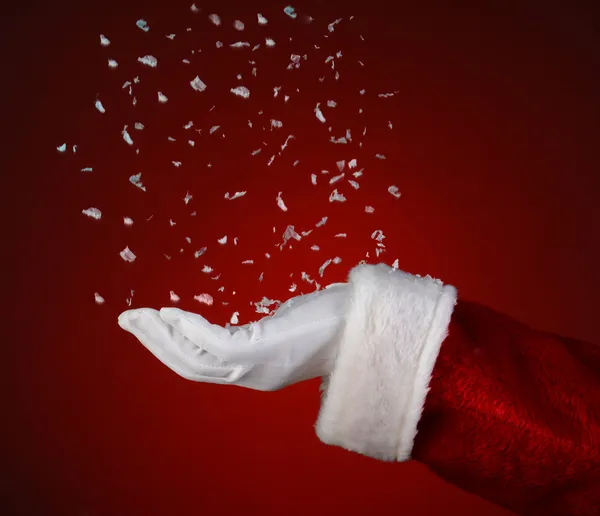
[411, 300, 600, 515]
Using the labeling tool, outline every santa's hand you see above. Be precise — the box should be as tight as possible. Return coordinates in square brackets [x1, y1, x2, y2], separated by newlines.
[117, 284, 349, 391]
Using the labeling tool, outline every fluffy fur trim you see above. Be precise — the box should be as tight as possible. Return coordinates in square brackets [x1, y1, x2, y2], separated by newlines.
[315, 263, 457, 462]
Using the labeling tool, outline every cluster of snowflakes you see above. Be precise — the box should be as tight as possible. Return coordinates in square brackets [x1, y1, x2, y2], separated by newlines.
[61, 4, 402, 322]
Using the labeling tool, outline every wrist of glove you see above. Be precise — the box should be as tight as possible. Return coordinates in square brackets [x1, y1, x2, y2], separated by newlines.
[118, 283, 349, 391]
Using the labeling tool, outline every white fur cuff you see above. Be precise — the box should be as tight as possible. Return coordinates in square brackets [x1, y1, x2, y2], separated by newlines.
[315, 263, 457, 462]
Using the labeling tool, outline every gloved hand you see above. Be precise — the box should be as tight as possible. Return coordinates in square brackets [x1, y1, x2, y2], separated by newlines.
[118, 283, 349, 391]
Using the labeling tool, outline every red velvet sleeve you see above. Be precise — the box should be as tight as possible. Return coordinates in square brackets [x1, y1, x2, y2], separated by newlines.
[411, 300, 600, 515]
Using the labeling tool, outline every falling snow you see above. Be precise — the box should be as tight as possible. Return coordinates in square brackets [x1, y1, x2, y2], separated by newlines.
[137, 55, 157, 67]
[284, 6, 297, 19]
[329, 190, 346, 202]
[388, 185, 401, 198]
[190, 76, 207, 91]
[276, 192, 288, 211]
[120, 246, 137, 262]
[122, 126, 133, 145]
[194, 293, 213, 305]
[230, 86, 250, 98]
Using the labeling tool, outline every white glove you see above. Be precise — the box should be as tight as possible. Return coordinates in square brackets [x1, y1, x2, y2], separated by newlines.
[118, 283, 349, 391]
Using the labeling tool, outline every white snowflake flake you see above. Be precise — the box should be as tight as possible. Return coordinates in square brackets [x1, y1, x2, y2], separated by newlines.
[328, 18, 342, 32]
[57, 143, 67, 153]
[120, 246, 137, 262]
[194, 247, 207, 258]
[329, 190, 346, 202]
[265, 38, 276, 47]
[170, 291, 180, 303]
[371, 230, 385, 243]
[208, 14, 221, 26]
[218, 236, 227, 245]
[233, 20, 244, 31]
[81, 207, 101, 220]
[276, 192, 288, 211]
[81, 167, 92, 172]
[190, 3, 200, 13]
[129, 173, 146, 191]
[158, 92, 168, 103]
[136, 19, 149, 32]
[194, 293, 213, 305]
[202, 265, 213, 273]
[224, 191, 247, 200]
[134, 122, 144, 130]
[319, 259, 332, 277]
[348, 180, 360, 189]
[95, 99, 105, 113]
[330, 173, 344, 185]
[230, 86, 250, 98]
[123, 217, 134, 226]
[281, 134, 294, 152]
[122, 125, 134, 145]
[388, 185, 401, 198]
[94, 292, 105, 304]
[314, 103, 326, 123]
[108, 59, 118, 69]
[100, 34, 110, 46]
[257, 13, 268, 25]
[183, 192, 193, 204]
[284, 6, 297, 18]
[190, 76, 207, 92]
[137, 55, 157, 67]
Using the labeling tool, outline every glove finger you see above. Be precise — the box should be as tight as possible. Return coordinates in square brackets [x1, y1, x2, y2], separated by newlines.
[159, 307, 258, 365]
[172, 329, 251, 381]
[118, 308, 247, 382]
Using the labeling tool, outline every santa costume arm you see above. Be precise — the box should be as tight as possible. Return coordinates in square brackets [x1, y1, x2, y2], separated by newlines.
[316, 263, 600, 516]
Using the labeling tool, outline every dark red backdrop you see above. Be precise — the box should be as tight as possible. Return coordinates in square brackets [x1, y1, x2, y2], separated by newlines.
[4, 1, 600, 515]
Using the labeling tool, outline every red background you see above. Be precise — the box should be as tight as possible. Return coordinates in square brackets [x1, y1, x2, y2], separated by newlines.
[4, 1, 600, 515]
